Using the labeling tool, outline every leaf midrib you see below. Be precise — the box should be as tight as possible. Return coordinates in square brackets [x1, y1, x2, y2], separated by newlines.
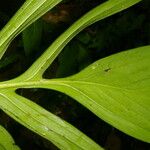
[1, 79, 149, 136]
[0, 93, 88, 150]
[0, 79, 129, 91]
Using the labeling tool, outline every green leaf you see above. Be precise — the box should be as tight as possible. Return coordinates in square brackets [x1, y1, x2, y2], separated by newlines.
[0, 90, 103, 150]
[0, 125, 20, 150]
[0, 0, 144, 149]
[0, 54, 18, 69]
[0, 46, 149, 146]
[43, 45, 150, 143]
[22, 0, 142, 79]
[56, 42, 79, 78]
[0, 0, 63, 59]
[22, 19, 43, 56]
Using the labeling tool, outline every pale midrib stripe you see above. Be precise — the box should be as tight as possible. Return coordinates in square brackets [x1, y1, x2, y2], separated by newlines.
[57, 83, 150, 135]
[0, 79, 125, 90]
[0, 93, 87, 150]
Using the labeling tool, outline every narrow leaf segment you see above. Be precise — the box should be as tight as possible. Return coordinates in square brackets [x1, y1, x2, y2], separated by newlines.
[0, 0, 145, 149]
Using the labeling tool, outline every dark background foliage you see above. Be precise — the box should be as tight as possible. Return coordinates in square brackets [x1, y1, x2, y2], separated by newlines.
[0, 0, 150, 149]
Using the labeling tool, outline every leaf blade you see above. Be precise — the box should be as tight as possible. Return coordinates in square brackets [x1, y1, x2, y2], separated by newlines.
[0, 125, 20, 150]
[0, 0, 63, 59]
[39, 45, 150, 143]
[0, 90, 103, 150]
[20, 0, 142, 80]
